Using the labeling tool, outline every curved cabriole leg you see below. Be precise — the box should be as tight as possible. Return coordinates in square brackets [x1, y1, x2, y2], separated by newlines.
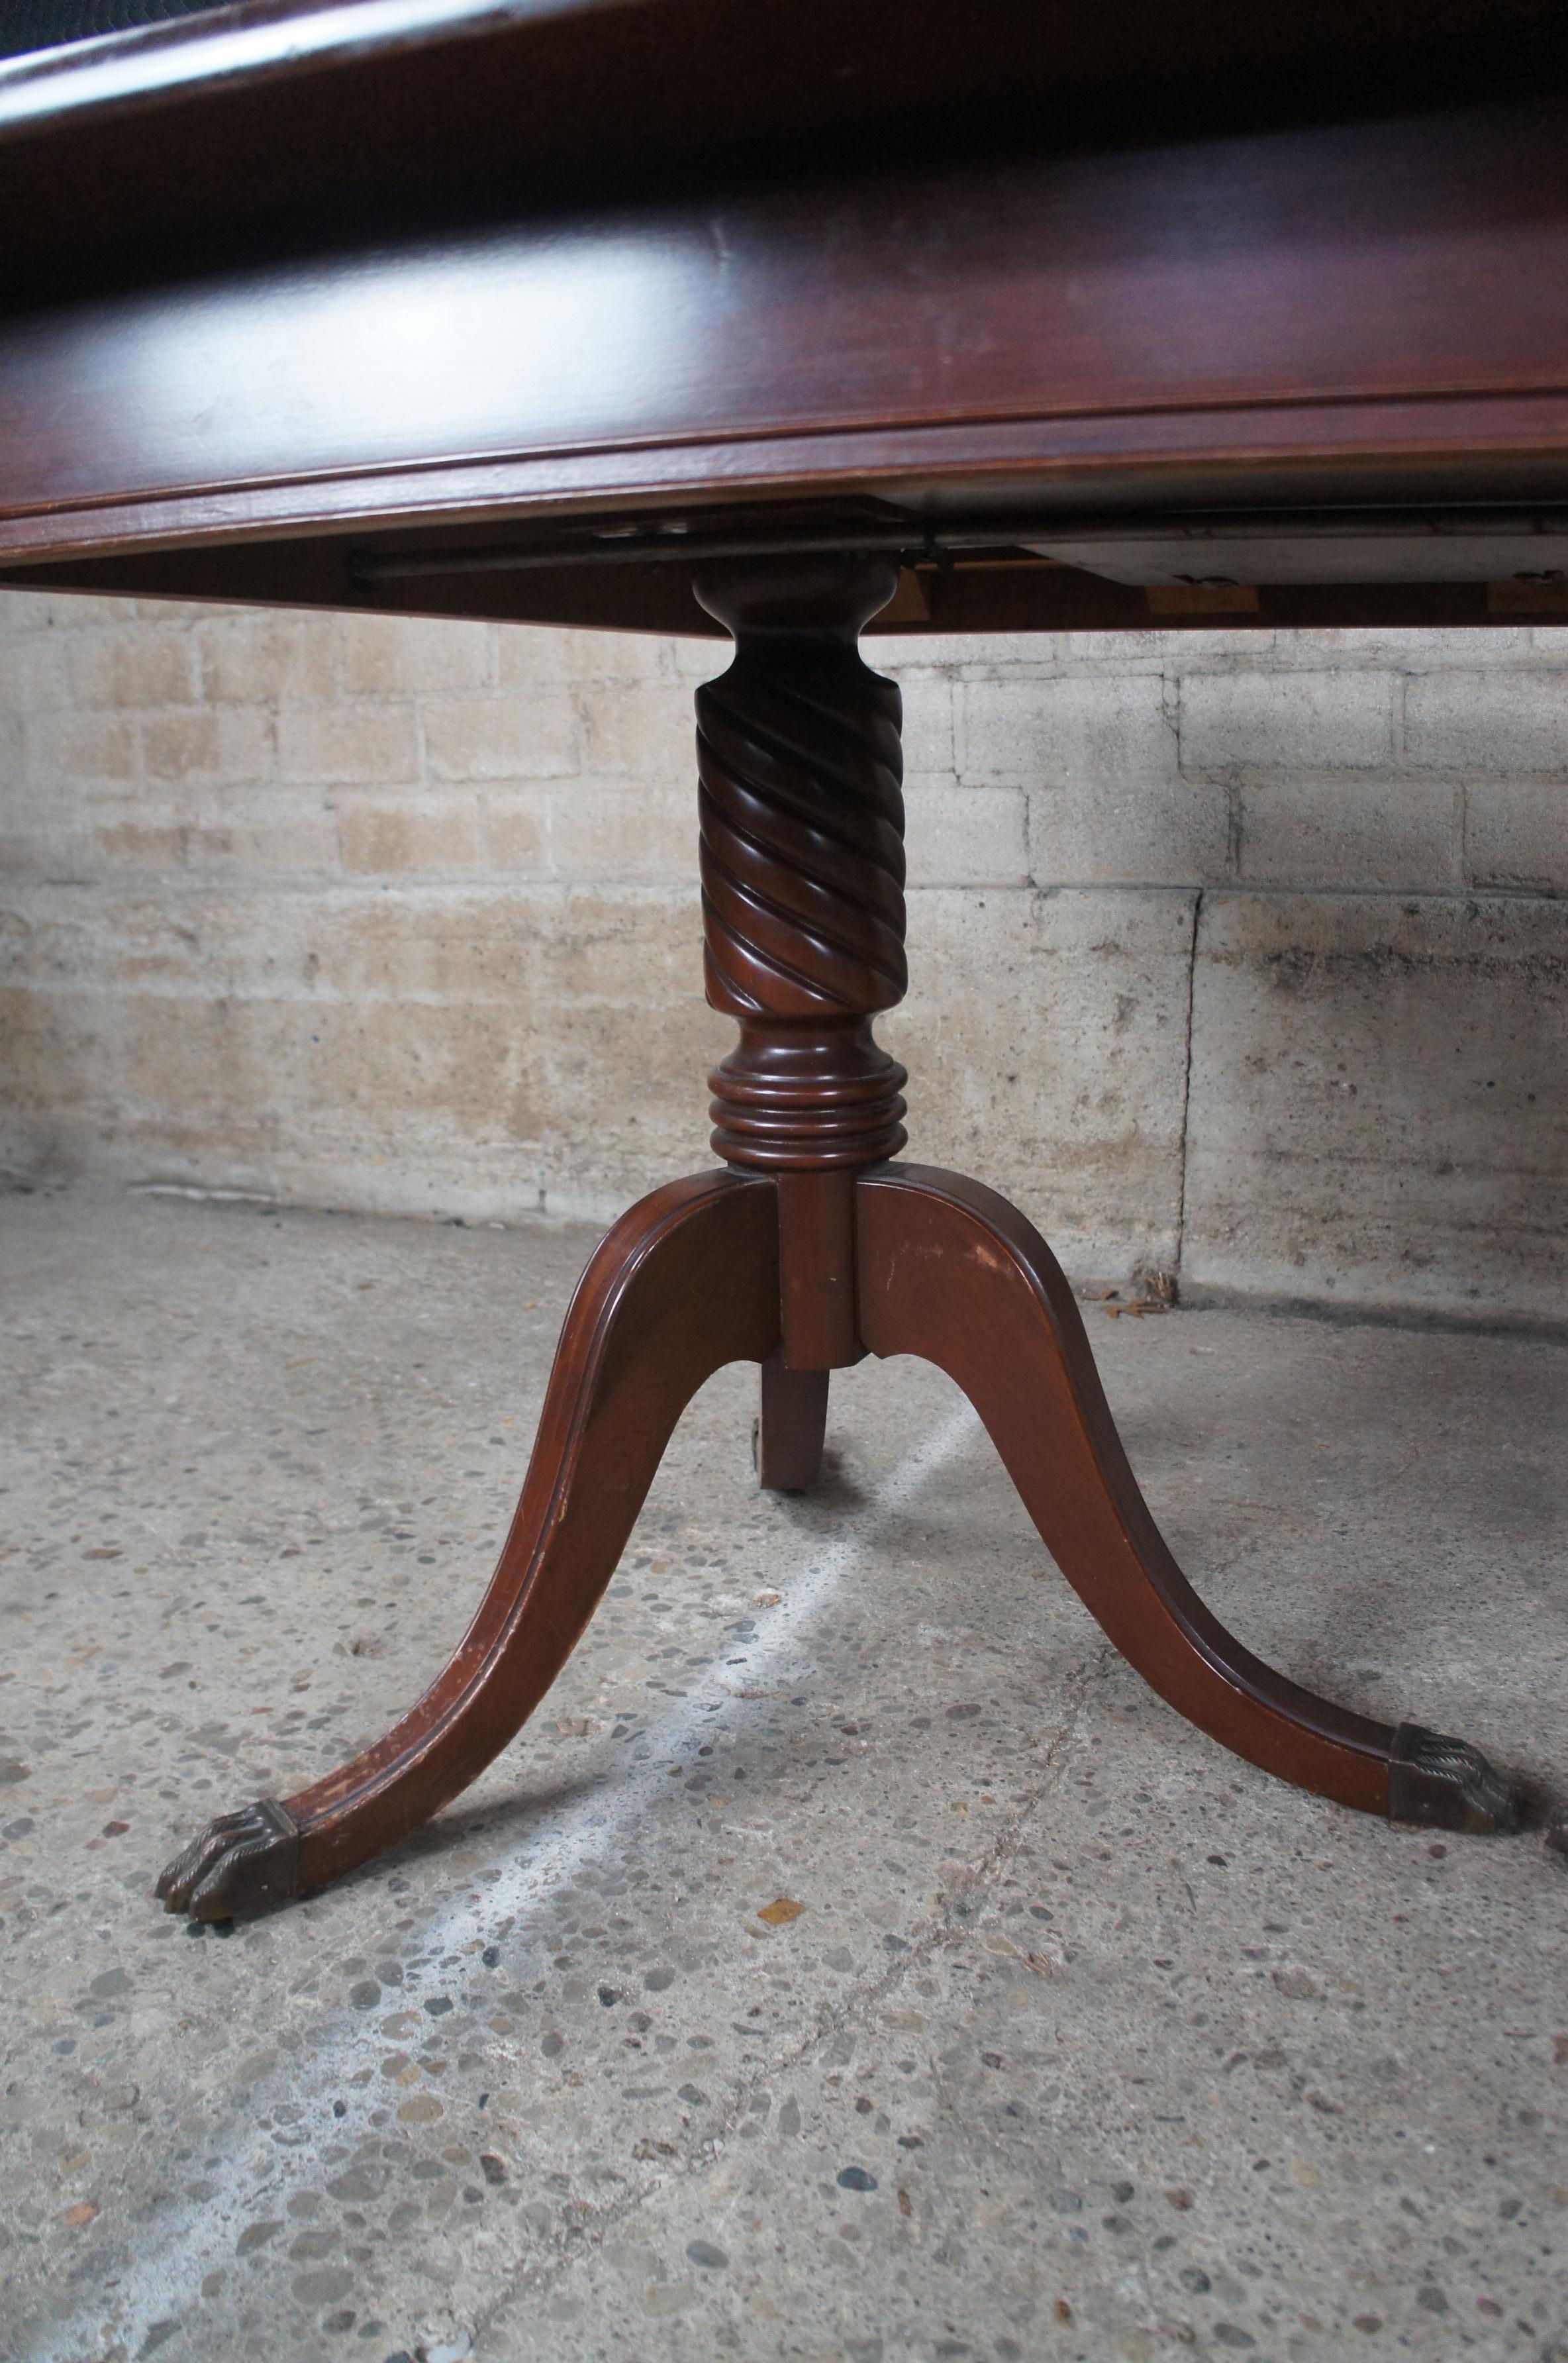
[754, 1350, 830, 1490]
[156, 1171, 781, 1920]
[856, 1162, 1522, 1832]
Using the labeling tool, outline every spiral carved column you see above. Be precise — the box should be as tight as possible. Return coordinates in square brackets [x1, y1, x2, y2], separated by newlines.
[695, 554, 907, 1366]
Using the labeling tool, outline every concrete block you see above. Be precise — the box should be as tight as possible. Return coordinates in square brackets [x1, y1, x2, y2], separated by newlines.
[903, 785, 1028, 887]
[23, 708, 140, 789]
[130, 597, 205, 626]
[497, 623, 672, 688]
[1239, 778, 1462, 891]
[1, 587, 145, 637]
[0, 587, 65, 634]
[194, 611, 340, 706]
[1182, 891, 1568, 1320]
[550, 783, 693, 882]
[1065, 627, 1274, 670]
[277, 701, 419, 786]
[866, 629, 967, 673]
[1027, 772, 1230, 887]
[74, 807, 194, 874]
[893, 675, 955, 776]
[1180, 668, 1397, 776]
[1404, 670, 1568, 777]
[142, 704, 273, 787]
[336, 791, 485, 876]
[1465, 780, 1568, 893]
[182, 792, 341, 879]
[536, 927, 726, 1211]
[165, 880, 626, 1009]
[581, 679, 696, 779]
[329, 885, 544, 1004]
[481, 786, 552, 876]
[957, 671, 1180, 792]
[95, 801, 333, 878]
[545, 883, 705, 1019]
[948, 629, 1069, 670]
[91, 989, 550, 1178]
[0, 815, 70, 877]
[0, 628, 69, 709]
[1271, 624, 1530, 668]
[883, 885, 1197, 1278]
[66, 883, 719, 1217]
[422, 689, 577, 780]
[667, 632, 732, 685]
[65, 623, 199, 710]
[338, 612, 492, 696]
[0, 885, 219, 997]
[1160, 626, 1281, 664]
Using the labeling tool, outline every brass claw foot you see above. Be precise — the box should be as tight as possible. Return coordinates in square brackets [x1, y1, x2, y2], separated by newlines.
[1387, 1723, 1525, 1835]
[156, 1797, 301, 1921]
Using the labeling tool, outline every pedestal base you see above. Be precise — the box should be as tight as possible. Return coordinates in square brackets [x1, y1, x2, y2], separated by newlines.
[157, 1161, 1523, 1921]
[156, 552, 1528, 1919]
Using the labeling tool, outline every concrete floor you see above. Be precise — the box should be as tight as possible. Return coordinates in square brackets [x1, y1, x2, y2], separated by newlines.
[2, 1184, 1566, 2363]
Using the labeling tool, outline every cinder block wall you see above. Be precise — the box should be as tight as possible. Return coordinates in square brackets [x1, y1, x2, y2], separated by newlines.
[1, 591, 1564, 1323]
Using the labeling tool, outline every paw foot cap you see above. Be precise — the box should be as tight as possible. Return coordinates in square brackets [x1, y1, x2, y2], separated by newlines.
[1388, 1724, 1523, 1836]
[155, 1797, 301, 1921]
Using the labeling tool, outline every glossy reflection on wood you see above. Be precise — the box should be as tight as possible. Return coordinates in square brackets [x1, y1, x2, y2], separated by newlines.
[859, 1166, 1391, 1813]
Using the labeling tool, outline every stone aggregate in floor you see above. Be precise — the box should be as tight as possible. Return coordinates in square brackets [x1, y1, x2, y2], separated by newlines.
[1, 1183, 1565, 2363]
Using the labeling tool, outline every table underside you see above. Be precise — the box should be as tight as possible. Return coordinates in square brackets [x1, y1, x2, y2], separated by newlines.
[2, 5, 1568, 636]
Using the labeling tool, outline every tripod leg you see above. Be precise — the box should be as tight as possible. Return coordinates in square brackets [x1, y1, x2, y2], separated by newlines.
[856, 1162, 1520, 1833]
[754, 1351, 830, 1490]
[156, 1171, 780, 1919]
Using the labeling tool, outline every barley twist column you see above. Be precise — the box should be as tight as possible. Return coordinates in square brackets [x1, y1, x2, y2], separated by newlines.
[694, 554, 907, 1365]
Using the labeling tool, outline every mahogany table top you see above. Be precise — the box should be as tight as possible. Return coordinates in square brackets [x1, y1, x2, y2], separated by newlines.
[3, 0, 1568, 640]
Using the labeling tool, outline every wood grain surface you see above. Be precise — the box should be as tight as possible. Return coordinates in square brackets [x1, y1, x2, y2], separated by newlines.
[6, 0, 1561, 293]
[285, 1170, 778, 1895]
[856, 1163, 1396, 1815]
[3, 64, 1567, 624]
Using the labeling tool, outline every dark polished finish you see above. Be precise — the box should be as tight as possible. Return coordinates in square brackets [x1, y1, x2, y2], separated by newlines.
[164, 1172, 780, 1909]
[300, 1174, 772, 1901]
[7, 0, 1564, 309]
[1387, 1725, 1527, 1837]
[754, 1354, 831, 1494]
[856, 1164, 1399, 1817]
[0, 1, 1536, 1906]
[4, 7, 1568, 627]
[696, 556, 908, 1177]
[154, 1795, 299, 1921]
[697, 556, 906, 1370]
[19, 96, 1568, 553]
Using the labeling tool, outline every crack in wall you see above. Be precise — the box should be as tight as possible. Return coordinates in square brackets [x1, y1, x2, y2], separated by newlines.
[1172, 887, 1203, 1295]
